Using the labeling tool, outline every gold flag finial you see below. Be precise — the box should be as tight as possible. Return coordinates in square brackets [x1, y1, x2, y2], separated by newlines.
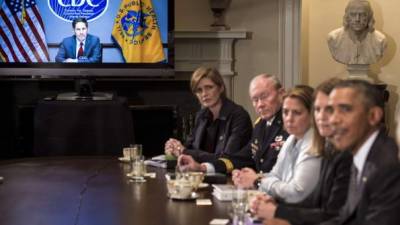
[20, 0, 26, 24]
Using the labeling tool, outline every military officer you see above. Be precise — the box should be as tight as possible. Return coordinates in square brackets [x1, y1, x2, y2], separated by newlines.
[179, 74, 289, 174]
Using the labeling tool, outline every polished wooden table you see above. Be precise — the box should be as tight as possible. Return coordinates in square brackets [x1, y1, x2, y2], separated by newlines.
[0, 157, 231, 225]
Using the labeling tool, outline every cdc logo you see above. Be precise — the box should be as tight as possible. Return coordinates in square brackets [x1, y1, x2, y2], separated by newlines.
[48, 0, 108, 22]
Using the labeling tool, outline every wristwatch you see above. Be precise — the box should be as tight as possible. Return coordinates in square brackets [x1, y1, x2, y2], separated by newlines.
[253, 174, 263, 189]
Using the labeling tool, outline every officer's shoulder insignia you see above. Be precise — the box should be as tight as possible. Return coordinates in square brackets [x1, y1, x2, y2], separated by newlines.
[254, 117, 262, 126]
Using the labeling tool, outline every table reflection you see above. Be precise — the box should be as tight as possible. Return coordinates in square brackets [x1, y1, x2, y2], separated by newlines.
[0, 157, 230, 225]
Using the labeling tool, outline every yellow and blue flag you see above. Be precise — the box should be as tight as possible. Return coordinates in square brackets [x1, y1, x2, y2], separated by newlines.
[112, 0, 165, 63]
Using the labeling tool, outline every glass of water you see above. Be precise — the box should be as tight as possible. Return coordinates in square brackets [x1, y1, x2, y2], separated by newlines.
[129, 144, 142, 161]
[129, 155, 146, 182]
[231, 188, 248, 225]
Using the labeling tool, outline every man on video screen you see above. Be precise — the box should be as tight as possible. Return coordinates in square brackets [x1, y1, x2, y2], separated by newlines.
[55, 17, 101, 63]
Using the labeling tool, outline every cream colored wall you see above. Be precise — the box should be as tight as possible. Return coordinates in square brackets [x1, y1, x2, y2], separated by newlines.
[175, 0, 280, 121]
[175, 0, 212, 30]
[302, 0, 400, 133]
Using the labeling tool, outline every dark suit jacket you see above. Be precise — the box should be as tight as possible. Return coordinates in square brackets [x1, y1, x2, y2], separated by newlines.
[355, 163, 400, 225]
[275, 148, 353, 225]
[55, 34, 102, 63]
[320, 130, 399, 225]
[183, 98, 252, 165]
[212, 109, 289, 173]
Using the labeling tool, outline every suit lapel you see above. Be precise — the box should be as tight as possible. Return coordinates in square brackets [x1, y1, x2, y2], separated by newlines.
[261, 124, 278, 153]
[84, 35, 90, 56]
[359, 162, 374, 192]
[192, 112, 208, 150]
[71, 38, 77, 58]
[360, 130, 384, 188]
[342, 130, 383, 223]
[257, 113, 283, 159]
[255, 121, 267, 159]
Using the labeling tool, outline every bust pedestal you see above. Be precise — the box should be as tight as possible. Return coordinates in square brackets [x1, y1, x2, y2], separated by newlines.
[346, 64, 389, 108]
[347, 64, 373, 83]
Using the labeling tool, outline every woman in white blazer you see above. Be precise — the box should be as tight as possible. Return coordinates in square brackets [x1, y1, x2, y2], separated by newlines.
[257, 85, 321, 204]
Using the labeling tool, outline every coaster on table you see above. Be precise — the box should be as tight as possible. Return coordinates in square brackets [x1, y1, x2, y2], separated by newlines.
[118, 157, 130, 163]
[209, 218, 229, 225]
[198, 183, 209, 188]
[196, 198, 212, 206]
[144, 172, 156, 178]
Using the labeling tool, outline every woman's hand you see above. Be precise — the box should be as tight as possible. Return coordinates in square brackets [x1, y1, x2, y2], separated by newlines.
[250, 194, 277, 220]
[164, 138, 185, 157]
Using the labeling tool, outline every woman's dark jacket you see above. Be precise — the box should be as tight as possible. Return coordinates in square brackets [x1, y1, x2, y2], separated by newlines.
[274, 146, 353, 225]
[183, 98, 252, 164]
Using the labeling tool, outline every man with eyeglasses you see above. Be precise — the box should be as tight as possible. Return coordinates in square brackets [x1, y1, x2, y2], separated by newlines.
[179, 74, 288, 177]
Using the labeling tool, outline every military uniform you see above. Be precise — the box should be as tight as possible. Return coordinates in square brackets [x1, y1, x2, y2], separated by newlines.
[213, 109, 289, 173]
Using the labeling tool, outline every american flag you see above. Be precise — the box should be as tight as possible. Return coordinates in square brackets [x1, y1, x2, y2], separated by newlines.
[0, 0, 49, 62]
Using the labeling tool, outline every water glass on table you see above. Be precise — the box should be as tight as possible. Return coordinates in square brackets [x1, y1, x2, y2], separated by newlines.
[129, 144, 142, 161]
[231, 188, 248, 225]
[132, 155, 146, 175]
[128, 145, 146, 182]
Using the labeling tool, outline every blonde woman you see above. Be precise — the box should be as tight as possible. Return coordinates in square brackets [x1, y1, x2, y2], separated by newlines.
[165, 67, 252, 168]
[235, 85, 321, 203]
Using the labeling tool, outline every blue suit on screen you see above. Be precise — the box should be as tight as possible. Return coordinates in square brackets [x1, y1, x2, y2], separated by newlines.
[55, 34, 102, 63]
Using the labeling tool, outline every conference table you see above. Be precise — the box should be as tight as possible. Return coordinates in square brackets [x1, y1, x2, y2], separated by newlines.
[0, 157, 232, 225]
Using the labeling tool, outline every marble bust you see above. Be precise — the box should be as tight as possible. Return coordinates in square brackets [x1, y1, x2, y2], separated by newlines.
[327, 0, 387, 65]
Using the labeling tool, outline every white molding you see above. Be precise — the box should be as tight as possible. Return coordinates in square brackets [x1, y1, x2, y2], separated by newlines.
[174, 30, 248, 39]
[278, 0, 302, 89]
[174, 30, 248, 98]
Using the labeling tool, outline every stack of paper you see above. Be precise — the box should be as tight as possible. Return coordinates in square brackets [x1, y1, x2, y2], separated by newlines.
[144, 155, 167, 168]
[212, 184, 235, 201]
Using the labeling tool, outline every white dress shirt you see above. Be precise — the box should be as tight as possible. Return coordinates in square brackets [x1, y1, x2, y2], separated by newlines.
[353, 130, 379, 183]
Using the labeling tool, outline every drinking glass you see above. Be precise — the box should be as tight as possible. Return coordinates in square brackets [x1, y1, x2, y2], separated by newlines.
[231, 188, 248, 225]
[133, 156, 146, 176]
[129, 144, 142, 161]
[175, 164, 187, 181]
[128, 144, 142, 177]
[123, 147, 130, 159]
[129, 155, 146, 182]
[175, 165, 182, 180]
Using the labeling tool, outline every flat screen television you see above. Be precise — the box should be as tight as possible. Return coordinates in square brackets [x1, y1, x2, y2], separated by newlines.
[0, 0, 174, 78]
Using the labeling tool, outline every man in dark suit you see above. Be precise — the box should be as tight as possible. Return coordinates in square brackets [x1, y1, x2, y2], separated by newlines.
[179, 74, 288, 175]
[55, 17, 101, 63]
[319, 80, 399, 225]
[354, 162, 400, 225]
[351, 108, 400, 225]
